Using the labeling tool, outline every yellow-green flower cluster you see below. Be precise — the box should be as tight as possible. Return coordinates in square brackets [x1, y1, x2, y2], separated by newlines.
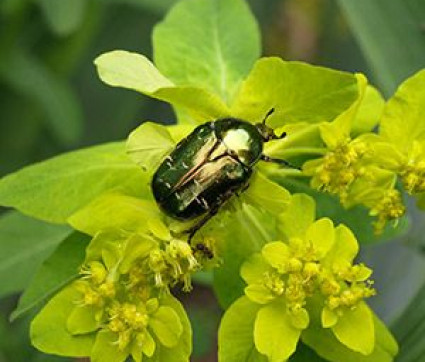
[240, 194, 379, 360]
[59, 211, 216, 362]
[302, 74, 408, 233]
[65, 230, 184, 361]
[145, 219, 201, 291]
[305, 141, 407, 233]
[305, 139, 369, 202]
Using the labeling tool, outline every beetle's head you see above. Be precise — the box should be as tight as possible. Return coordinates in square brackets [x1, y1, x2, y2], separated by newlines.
[255, 108, 286, 142]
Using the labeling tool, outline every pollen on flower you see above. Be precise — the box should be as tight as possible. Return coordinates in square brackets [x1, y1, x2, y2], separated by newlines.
[243, 221, 377, 333]
[401, 162, 425, 194]
[98, 281, 116, 298]
[320, 278, 341, 296]
[370, 189, 405, 233]
[105, 301, 152, 351]
[80, 261, 107, 285]
[305, 140, 368, 202]
[264, 271, 285, 296]
[83, 287, 103, 306]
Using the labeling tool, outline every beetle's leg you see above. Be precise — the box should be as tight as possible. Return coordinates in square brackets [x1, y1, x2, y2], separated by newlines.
[260, 154, 301, 170]
[186, 208, 219, 243]
[185, 187, 237, 242]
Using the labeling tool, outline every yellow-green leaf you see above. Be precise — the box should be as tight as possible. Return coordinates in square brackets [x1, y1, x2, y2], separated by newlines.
[68, 193, 159, 236]
[153, 0, 260, 103]
[126, 122, 176, 172]
[261, 242, 290, 272]
[30, 285, 95, 357]
[150, 306, 183, 348]
[91, 330, 128, 362]
[242, 171, 291, 215]
[332, 302, 375, 355]
[231, 57, 358, 127]
[218, 296, 266, 362]
[278, 193, 316, 240]
[66, 305, 99, 335]
[305, 218, 335, 259]
[95, 50, 230, 121]
[380, 69, 425, 153]
[0, 142, 147, 224]
[254, 300, 301, 361]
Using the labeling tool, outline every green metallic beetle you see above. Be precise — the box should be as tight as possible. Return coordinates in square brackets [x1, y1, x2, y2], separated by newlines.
[151, 109, 290, 241]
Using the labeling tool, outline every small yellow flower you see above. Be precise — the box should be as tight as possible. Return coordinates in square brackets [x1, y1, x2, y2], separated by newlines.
[304, 140, 369, 202]
[369, 189, 405, 233]
[241, 194, 377, 359]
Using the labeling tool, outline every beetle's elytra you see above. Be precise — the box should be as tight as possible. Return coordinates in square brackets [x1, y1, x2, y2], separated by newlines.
[151, 109, 290, 239]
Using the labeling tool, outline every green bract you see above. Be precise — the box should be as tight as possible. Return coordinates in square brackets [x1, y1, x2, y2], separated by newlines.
[31, 214, 195, 362]
[0, 0, 423, 361]
[372, 69, 425, 208]
[302, 75, 406, 233]
[219, 194, 398, 362]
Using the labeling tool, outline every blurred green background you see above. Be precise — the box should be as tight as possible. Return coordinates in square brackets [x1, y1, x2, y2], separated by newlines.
[1, 0, 425, 361]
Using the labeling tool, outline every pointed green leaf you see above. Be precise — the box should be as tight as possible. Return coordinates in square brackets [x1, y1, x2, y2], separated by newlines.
[263, 123, 323, 160]
[95, 50, 173, 92]
[84, 229, 127, 264]
[374, 316, 398, 358]
[95, 51, 230, 121]
[153, 0, 260, 103]
[11, 232, 89, 321]
[150, 306, 183, 348]
[244, 284, 275, 305]
[322, 307, 338, 328]
[67, 305, 99, 335]
[278, 193, 316, 240]
[91, 330, 128, 362]
[68, 193, 159, 236]
[254, 300, 301, 361]
[380, 69, 425, 153]
[0, 142, 148, 223]
[240, 253, 270, 285]
[142, 330, 156, 357]
[214, 204, 276, 308]
[231, 57, 358, 126]
[30, 285, 95, 357]
[324, 224, 359, 269]
[319, 73, 367, 149]
[148, 218, 171, 241]
[218, 296, 266, 362]
[290, 308, 310, 330]
[352, 85, 385, 135]
[305, 218, 335, 259]
[120, 234, 157, 274]
[261, 242, 290, 272]
[0, 211, 71, 298]
[242, 171, 291, 215]
[332, 302, 375, 355]
[126, 122, 176, 172]
[145, 295, 192, 362]
[302, 312, 396, 362]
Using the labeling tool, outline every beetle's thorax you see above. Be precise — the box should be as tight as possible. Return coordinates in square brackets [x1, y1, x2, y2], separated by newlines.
[213, 118, 264, 166]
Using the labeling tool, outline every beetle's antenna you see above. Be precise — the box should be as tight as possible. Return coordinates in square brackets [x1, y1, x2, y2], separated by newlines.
[262, 108, 275, 125]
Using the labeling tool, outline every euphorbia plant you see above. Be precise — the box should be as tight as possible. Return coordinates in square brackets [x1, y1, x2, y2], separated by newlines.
[1, 0, 424, 361]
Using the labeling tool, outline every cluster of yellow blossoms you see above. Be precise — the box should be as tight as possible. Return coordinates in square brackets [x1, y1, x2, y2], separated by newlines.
[68, 218, 215, 356]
